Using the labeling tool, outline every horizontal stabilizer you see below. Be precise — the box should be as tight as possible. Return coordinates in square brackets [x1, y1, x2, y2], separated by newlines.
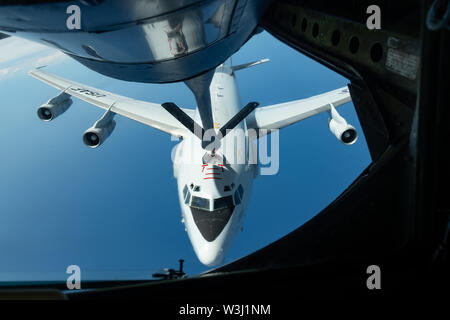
[231, 58, 270, 72]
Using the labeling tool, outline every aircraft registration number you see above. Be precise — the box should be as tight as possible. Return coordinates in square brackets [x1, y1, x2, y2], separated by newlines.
[70, 87, 106, 98]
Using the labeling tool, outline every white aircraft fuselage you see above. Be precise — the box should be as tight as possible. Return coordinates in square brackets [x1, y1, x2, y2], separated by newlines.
[173, 65, 256, 266]
[29, 58, 355, 268]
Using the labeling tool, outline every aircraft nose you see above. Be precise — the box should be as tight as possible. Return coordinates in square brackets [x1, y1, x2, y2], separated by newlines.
[191, 206, 234, 242]
[197, 243, 225, 266]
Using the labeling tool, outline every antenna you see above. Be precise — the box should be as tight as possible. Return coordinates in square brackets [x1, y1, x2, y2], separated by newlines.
[179, 259, 185, 276]
[152, 259, 187, 280]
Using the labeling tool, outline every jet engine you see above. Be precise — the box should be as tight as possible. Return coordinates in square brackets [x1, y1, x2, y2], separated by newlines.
[37, 92, 72, 121]
[328, 103, 358, 145]
[83, 108, 116, 148]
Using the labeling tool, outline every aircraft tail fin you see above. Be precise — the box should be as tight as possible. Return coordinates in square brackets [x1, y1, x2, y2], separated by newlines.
[231, 58, 270, 72]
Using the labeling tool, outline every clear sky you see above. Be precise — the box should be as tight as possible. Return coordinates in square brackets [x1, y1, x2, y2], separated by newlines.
[0, 31, 371, 281]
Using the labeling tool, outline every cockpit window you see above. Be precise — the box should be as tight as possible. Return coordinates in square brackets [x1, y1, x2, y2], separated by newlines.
[191, 196, 210, 210]
[213, 195, 234, 210]
[237, 184, 244, 199]
[184, 189, 191, 205]
[234, 190, 241, 205]
[233, 184, 244, 206]
[183, 185, 188, 199]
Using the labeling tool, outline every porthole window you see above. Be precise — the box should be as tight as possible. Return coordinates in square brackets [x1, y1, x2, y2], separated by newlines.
[349, 36, 360, 54]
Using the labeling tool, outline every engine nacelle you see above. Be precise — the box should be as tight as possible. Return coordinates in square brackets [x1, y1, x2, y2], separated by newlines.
[328, 104, 358, 145]
[83, 120, 116, 148]
[83, 108, 116, 148]
[37, 93, 72, 121]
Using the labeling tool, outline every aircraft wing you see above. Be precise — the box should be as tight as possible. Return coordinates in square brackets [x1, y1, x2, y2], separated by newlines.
[29, 69, 194, 137]
[246, 86, 351, 132]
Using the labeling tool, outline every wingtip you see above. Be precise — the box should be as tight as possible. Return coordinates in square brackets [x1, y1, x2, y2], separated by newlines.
[28, 65, 47, 76]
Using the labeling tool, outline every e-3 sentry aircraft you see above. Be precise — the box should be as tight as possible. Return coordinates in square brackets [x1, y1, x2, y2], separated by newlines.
[29, 59, 357, 266]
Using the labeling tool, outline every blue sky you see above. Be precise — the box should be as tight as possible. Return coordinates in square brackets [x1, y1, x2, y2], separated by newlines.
[0, 31, 371, 281]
